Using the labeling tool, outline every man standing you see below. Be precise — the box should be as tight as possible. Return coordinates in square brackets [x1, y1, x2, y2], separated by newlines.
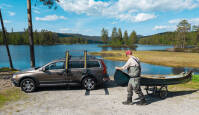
[115, 50, 147, 105]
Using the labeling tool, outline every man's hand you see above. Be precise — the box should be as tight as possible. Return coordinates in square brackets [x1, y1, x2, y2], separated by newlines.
[115, 66, 121, 70]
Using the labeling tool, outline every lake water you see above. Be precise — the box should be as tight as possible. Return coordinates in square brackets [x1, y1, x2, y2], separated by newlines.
[0, 44, 198, 75]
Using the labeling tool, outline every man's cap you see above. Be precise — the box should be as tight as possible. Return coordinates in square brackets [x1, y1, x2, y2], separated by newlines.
[125, 50, 132, 56]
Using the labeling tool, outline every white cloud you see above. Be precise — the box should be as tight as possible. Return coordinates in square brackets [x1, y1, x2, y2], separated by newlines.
[116, 13, 156, 22]
[153, 26, 171, 30]
[58, 0, 199, 22]
[111, 21, 118, 25]
[189, 18, 199, 25]
[169, 18, 199, 25]
[58, 0, 156, 22]
[4, 20, 12, 23]
[8, 11, 15, 16]
[58, 0, 110, 15]
[0, 3, 12, 9]
[155, 17, 199, 31]
[168, 19, 182, 24]
[134, 13, 156, 22]
[35, 15, 67, 21]
[117, 0, 199, 12]
[33, 10, 40, 14]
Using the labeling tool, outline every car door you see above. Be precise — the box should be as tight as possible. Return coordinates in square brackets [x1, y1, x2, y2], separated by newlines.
[39, 61, 66, 84]
[67, 61, 84, 83]
[87, 61, 102, 78]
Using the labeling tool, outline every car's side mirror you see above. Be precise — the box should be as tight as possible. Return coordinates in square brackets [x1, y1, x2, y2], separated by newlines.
[42, 68, 46, 72]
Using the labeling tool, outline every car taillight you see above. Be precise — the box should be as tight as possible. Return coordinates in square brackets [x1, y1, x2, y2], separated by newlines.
[100, 60, 107, 74]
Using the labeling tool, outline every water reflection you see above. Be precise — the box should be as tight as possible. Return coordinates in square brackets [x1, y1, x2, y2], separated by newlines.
[110, 47, 136, 51]
[104, 59, 199, 76]
[102, 47, 108, 51]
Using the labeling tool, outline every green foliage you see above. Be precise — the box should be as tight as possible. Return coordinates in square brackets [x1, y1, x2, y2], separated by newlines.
[139, 32, 177, 45]
[118, 28, 123, 43]
[111, 27, 118, 42]
[123, 30, 128, 45]
[139, 31, 199, 46]
[35, 0, 59, 9]
[0, 29, 92, 45]
[109, 27, 122, 46]
[59, 37, 88, 44]
[176, 20, 191, 48]
[129, 30, 137, 45]
[196, 30, 199, 46]
[193, 75, 199, 82]
[139, 20, 199, 47]
[192, 25, 199, 32]
[101, 28, 109, 43]
[101, 27, 137, 48]
[0, 67, 18, 72]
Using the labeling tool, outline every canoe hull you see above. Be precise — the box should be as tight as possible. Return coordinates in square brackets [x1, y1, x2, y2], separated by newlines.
[114, 70, 192, 86]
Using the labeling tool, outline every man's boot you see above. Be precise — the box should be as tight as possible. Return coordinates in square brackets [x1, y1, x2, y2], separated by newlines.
[122, 97, 132, 105]
[136, 99, 147, 105]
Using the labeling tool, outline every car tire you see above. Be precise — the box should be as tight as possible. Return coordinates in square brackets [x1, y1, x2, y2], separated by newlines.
[82, 77, 96, 90]
[20, 78, 35, 93]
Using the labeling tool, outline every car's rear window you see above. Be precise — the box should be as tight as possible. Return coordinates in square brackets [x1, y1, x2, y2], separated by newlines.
[69, 61, 84, 68]
[69, 61, 100, 68]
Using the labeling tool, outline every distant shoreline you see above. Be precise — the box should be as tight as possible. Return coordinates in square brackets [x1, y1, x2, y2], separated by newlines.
[89, 50, 199, 68]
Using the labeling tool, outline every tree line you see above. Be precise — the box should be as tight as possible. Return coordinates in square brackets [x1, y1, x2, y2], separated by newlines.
[139, 20, 199, 48]
[0, 29, 90, 45]
[101, 27, 138, 48]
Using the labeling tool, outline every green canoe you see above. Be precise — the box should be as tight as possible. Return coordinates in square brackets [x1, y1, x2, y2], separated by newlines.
[114, 70, 192, 86]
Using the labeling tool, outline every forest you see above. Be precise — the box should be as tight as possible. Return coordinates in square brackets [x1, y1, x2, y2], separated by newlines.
[101, 27, 138, 48]
[139, 20, 199, 47]
[0, 29, 96, 45]
[139, 31, 199, 46]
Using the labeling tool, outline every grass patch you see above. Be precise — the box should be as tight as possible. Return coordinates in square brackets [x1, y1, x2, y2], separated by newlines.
[168, 75, 199, 91]
[0, 88, 26, 108]
[192, 75, 199, 82]
[169, 81, 199, 91]
[0, 67, 18, 72]
[90, 50, 199, 68]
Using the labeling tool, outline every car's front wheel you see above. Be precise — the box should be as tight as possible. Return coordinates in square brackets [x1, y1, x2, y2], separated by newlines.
[82, 77, 96, 90]
[20, 78, 35, 93]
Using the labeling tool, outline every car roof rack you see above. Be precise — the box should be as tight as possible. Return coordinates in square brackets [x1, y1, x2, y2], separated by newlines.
[65, 50, 93, 71]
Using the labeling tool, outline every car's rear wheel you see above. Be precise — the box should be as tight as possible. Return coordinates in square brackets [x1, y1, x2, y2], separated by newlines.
[20, 78, 35, 93]
[82, 77, 96, 90]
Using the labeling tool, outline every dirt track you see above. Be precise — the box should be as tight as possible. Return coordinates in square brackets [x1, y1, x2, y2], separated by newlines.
[0, 81, 199, 115]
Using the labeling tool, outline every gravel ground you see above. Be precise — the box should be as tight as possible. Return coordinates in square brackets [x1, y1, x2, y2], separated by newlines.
[0, 72, 14, 90]
[0, 79, 13, 90]
[0, 81, 199, 115]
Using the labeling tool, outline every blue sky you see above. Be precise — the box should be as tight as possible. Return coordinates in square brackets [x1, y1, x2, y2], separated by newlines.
[0, 0, 199, 36]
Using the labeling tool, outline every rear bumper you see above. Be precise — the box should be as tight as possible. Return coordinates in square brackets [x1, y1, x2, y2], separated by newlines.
[11, 78, 20, 87]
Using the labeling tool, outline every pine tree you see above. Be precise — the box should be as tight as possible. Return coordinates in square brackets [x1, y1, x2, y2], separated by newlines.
[111, 27, 117, 42]
[101, 28, 109, 43]
[118, 28, 123, 43]
[129, 30, 137, 45]
[176, 19, 191, 48]
[123, 30, 128, 45]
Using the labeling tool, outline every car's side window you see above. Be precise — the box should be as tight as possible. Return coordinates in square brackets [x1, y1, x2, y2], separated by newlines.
[87, 61, 100, 68]
[69, 61, 84, 68]
[46, 61, 65, 70]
